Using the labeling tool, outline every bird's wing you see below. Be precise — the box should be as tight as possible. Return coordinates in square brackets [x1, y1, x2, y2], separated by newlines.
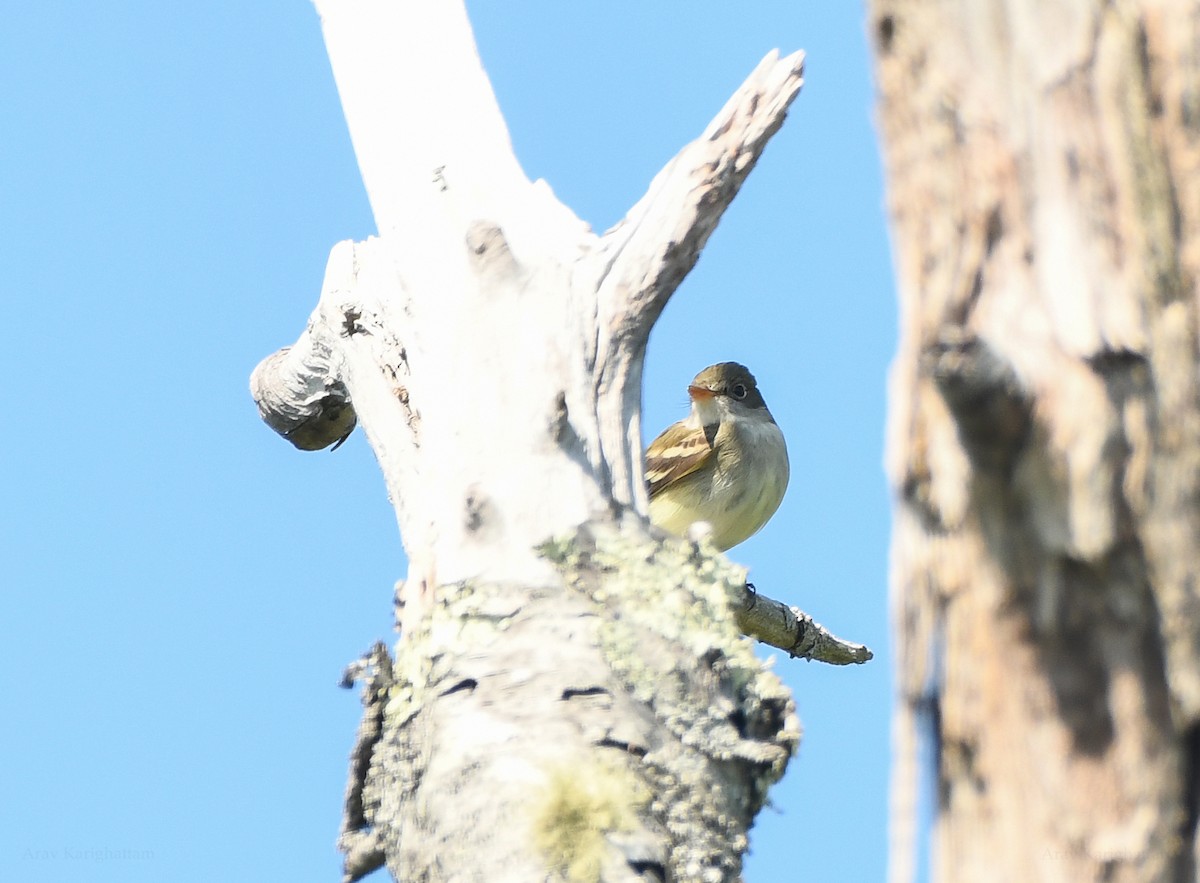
[645, 420, 714, 499]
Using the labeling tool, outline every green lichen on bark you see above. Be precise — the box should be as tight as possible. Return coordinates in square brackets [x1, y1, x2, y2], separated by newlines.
[540, 514, 800, 882]
[532, 757, 651, 883]
[351, 516, 797, 882]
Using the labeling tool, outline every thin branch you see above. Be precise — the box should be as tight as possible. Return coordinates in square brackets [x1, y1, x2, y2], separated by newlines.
[733, 584, 874, 665]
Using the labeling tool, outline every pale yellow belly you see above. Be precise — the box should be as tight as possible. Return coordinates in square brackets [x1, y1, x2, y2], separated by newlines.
[648, 422, 788, 551]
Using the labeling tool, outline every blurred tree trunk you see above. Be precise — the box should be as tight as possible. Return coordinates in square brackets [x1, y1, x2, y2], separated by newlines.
[246, 2, 851, 880]
[871, 1, 1200, 881]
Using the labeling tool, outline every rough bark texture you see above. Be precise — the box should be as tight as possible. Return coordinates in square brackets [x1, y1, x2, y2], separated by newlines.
[249, 2, 828, 880]
[346, 520, 797, 882]
[872, 1, 1200, 881]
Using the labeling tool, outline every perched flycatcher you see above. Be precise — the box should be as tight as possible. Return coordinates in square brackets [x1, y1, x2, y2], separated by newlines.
[645, 362, 789, 551]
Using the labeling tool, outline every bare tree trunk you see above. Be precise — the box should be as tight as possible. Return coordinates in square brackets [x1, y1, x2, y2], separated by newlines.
[871, 1, 1200, 880]
[246, 2, 872, 880]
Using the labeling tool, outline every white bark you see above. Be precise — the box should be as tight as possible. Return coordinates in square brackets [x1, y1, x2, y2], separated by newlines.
[249, 2, 847, 880]
[254, 0, 805, 596]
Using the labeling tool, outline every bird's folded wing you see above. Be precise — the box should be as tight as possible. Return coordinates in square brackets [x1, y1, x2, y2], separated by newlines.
[645, 422, 714, 498]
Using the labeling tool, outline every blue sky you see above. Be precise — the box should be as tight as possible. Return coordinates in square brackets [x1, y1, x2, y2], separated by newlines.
[2, 3, 895, 881]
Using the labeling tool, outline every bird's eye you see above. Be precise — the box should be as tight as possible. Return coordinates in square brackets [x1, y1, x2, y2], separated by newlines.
[731, 383, 748, 400]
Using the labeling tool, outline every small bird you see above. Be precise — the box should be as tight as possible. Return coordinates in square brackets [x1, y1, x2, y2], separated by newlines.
[645, 362, 789, 551]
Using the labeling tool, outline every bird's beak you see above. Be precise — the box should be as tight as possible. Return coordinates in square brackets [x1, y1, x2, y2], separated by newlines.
[687, 385, 716, 401]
